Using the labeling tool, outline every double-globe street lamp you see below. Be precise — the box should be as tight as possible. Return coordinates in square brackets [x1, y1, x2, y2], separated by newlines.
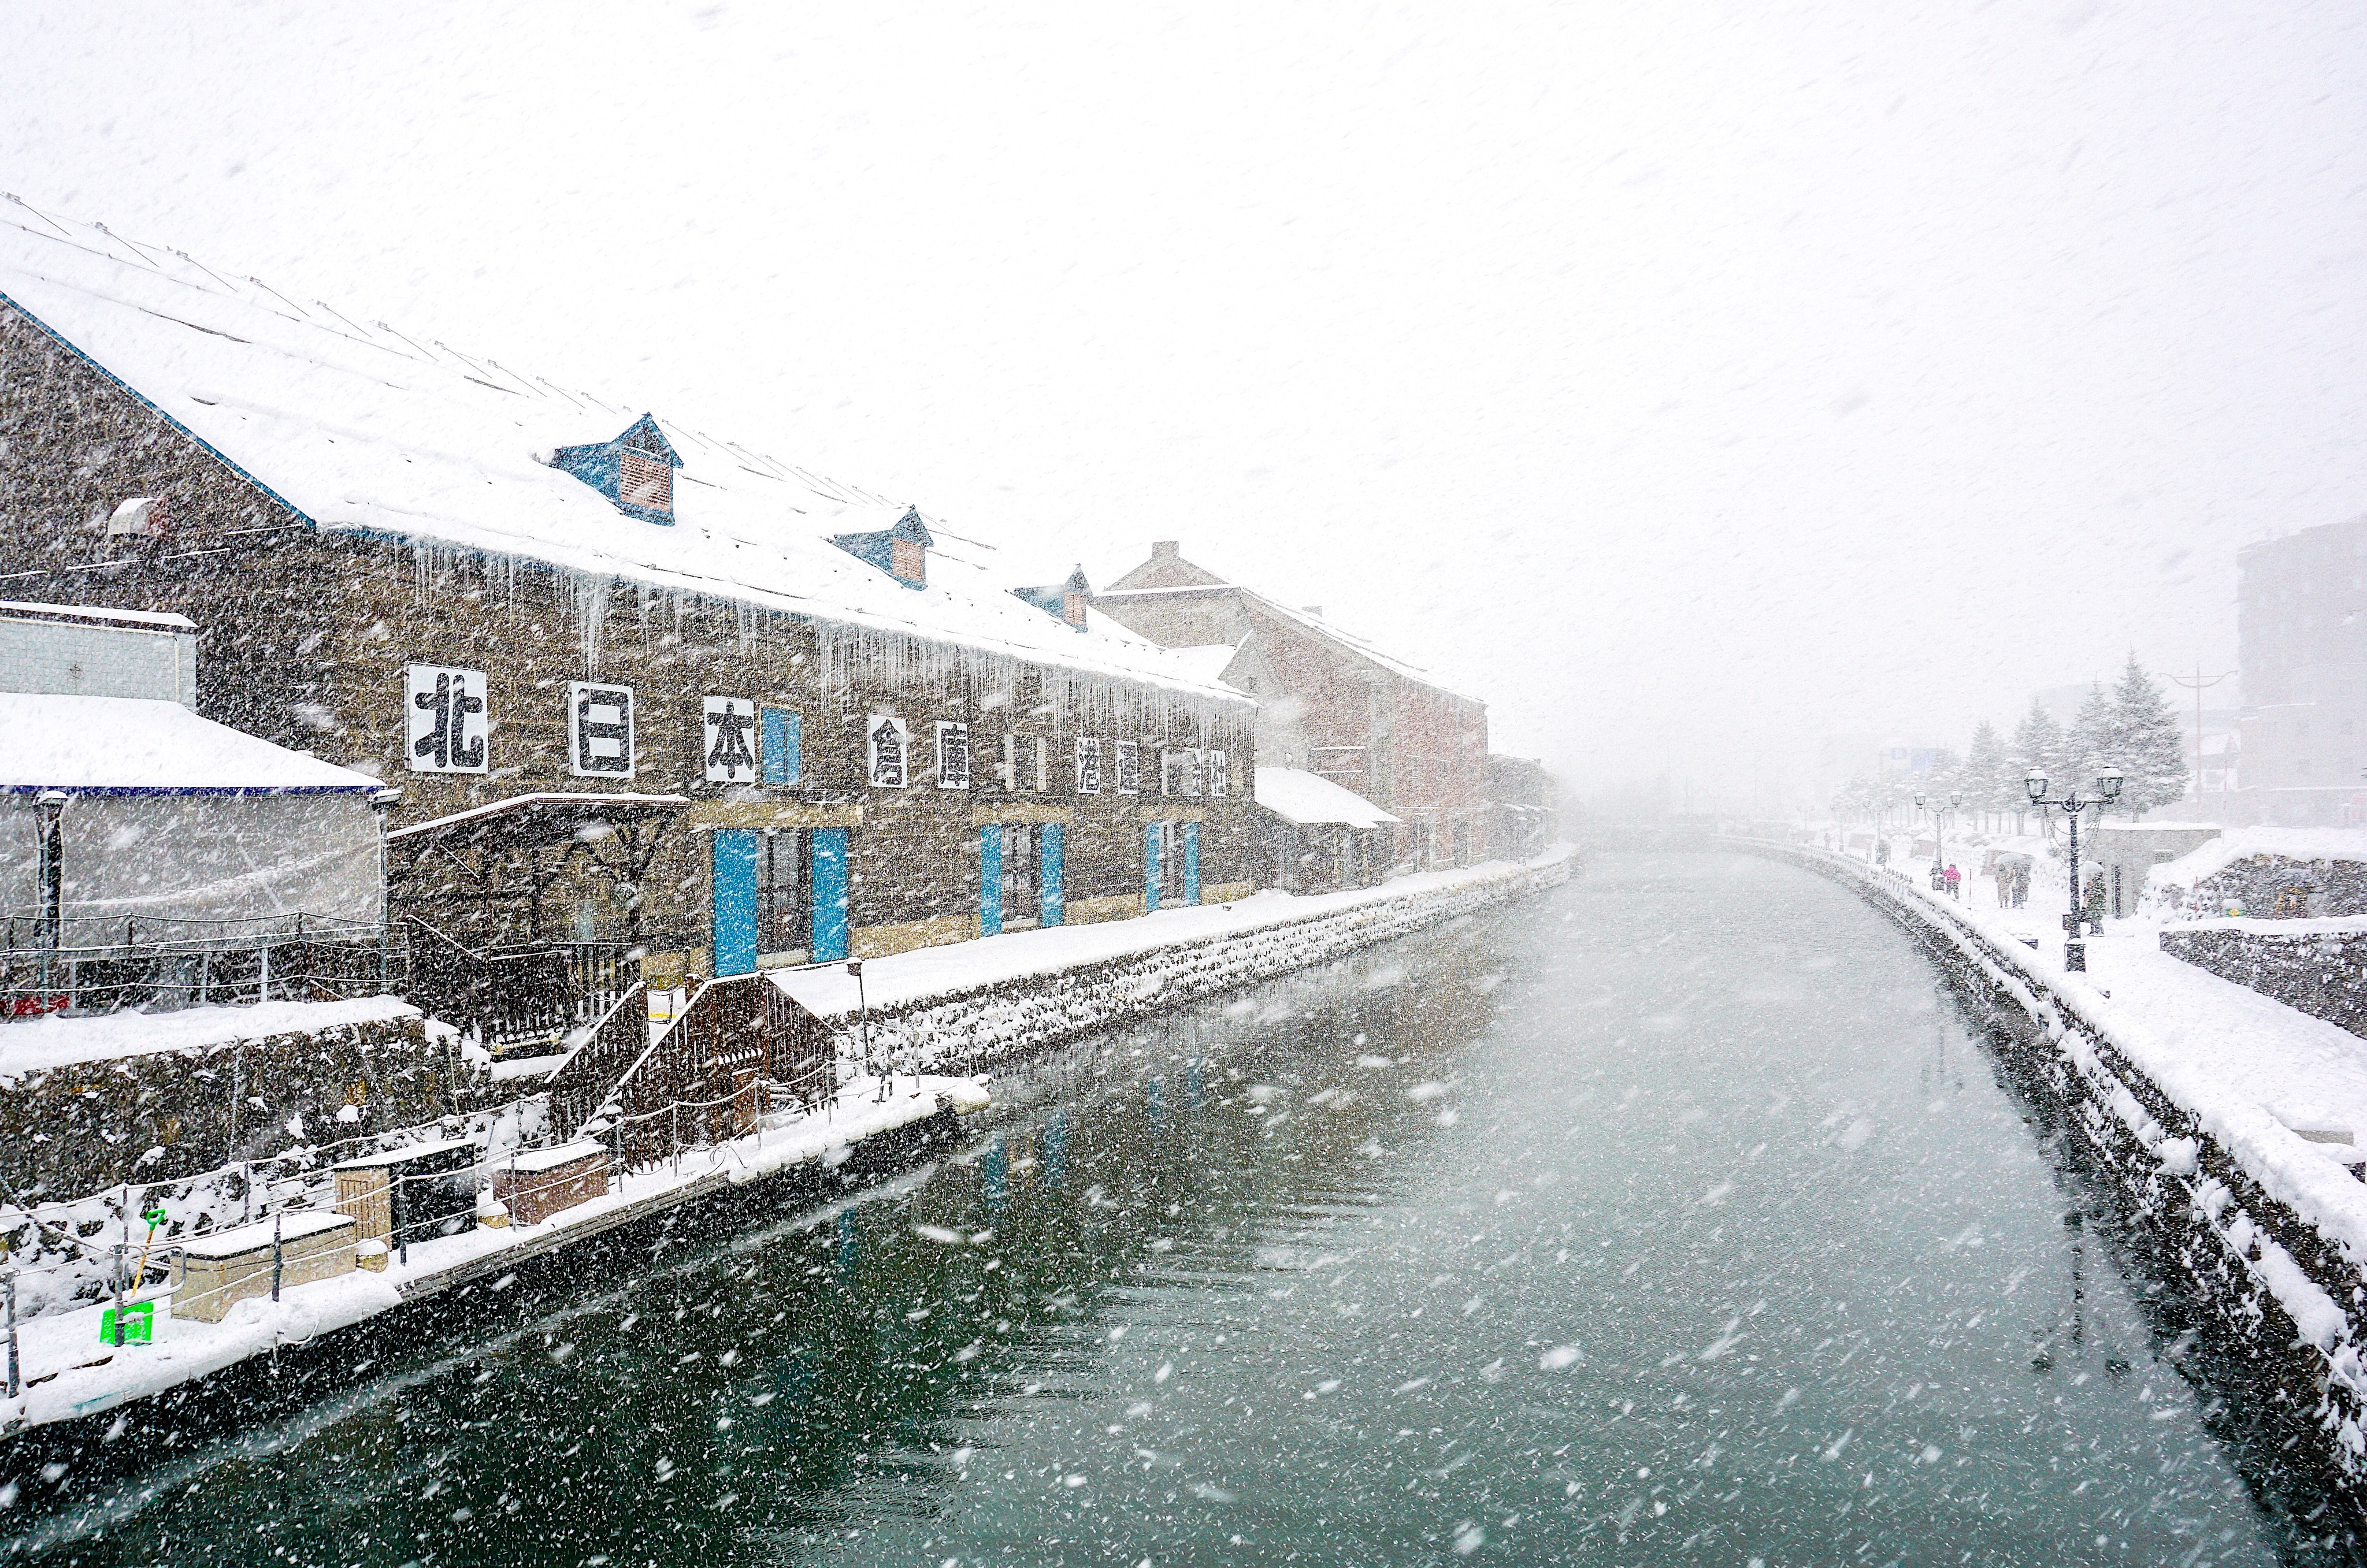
[2023, 767, 2124, 972]
[1912, 790, 1962, 894]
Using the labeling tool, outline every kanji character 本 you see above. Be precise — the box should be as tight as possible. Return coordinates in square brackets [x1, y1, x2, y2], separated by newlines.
[704, 697, 758, 783]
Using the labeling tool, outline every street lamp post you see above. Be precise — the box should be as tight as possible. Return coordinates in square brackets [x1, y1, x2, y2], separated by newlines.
[1912, 791, 1964, 894]
[371, 787, 402, 994]
[2024, 768, 2124, 972]
[34, 790, 68, 1013]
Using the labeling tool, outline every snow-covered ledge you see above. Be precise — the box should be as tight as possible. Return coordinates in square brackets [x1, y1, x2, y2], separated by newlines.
[771, 846, 1578, 1076]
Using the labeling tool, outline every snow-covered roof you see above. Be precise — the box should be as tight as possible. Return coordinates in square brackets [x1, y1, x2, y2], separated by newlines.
[0, 203, 1246, 711]
[2150, 827, 2367, 888]
[1164, 644, 1247, 688]
[0, 693, 384, 794]
[1097, 578, 1476, 703]
[1253, 766, 1400, 827]
[0, 600, 195, 631]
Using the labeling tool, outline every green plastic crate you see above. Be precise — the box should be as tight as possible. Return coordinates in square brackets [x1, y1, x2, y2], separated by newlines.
[99, 1301, 154, 1345]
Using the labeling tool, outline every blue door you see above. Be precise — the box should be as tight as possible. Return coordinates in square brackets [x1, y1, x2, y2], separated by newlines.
[980, 824, 1003, 936]
[1040, 823, 1064, 927]
[810, 827, 849, 961]
[1184, 820, 1200, 905]
[1144, 822, 1162, 911]
[711, 828, 760, 977]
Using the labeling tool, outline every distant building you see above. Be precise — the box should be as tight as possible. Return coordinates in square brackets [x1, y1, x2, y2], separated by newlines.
[1093, 541, 1488, 871]
[2232, 516, 2367, 826]
[1483, 755, 1557, 860]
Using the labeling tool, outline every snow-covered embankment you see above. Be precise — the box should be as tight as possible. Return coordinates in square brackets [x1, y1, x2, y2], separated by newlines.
[1738, 838, 2367, 1499]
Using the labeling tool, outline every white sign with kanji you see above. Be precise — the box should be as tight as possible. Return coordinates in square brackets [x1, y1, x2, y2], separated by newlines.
[703, 696, 759, 784]
[936, 721, 971, 790]
[405, 664, 489, 774]
[569, 682, 636, 778]
[869, 714, 910, 788]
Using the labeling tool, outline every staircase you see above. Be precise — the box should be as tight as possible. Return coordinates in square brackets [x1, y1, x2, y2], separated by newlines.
[547, 972, 837, 1170]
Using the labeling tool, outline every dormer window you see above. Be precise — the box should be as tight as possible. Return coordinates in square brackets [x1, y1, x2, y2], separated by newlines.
[550, 413, 682, 526]
[830, 506, 933, 589]
[1013, 564, 1093, 630]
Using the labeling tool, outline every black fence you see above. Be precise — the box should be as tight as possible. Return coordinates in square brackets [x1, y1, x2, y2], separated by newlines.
[0, 913, 397, 1019]
[403, 920, 656, 1053]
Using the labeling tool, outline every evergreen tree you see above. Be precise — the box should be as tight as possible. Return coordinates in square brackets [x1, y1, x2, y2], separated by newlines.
[1964, 720, 2010, 829]
[2110, 651, 2188, 816]
[2010, 697, 2065, 833]
[2068, 681, 2116, 795]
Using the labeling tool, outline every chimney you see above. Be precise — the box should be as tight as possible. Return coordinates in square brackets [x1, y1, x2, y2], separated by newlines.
[1302, 605, 1323, 619]
[1152, 540, 1179, 560]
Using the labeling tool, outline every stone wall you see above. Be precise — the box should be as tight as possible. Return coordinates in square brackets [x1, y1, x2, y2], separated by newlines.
[2159, 920, 2367, 1037]
[819, 854, 1574, 1077]
[0, 1010, 471, 1202]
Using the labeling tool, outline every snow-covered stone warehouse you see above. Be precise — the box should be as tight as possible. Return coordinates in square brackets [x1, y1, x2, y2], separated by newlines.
[0, 204, 1259, 1000]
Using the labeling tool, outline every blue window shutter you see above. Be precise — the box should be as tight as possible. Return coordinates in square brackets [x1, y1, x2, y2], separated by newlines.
[1184, 820, 1200, 905]
[1040, 824, 1064, 927]
[980, 826, 1003, 937]
[762, 708, 801, 785]
[810, 827, 849, 960]
[711, 830, 760, 976]
[1144, 822, 1162, 912]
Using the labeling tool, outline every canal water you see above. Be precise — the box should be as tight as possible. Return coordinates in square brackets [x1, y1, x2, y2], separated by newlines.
[0, 852, 2335, 1565]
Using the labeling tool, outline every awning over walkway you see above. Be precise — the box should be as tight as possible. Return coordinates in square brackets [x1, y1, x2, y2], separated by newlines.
[388, 791, 690, 853]
[1253, 767, 1399, 829]
[0, 692, 382, 794]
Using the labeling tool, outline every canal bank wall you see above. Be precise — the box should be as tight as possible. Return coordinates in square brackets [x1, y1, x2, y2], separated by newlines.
[1731, 837, 2367, 1513]
[768, 846, 1578, 1076]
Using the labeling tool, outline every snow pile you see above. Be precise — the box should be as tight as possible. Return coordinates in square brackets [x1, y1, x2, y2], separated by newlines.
[1252, 766, 1400, 827]
[2150, 827, 2367, 891]
[0, 995, 419, 1076]
[1, 1069, 978, 1432]
[0, 693, 383, 792]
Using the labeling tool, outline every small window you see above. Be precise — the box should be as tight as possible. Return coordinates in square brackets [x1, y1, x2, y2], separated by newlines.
[1033, 735, 1050, 792]
[1162, 748, 1202, 798]
[1207, 749, 1229, 797]
[892, 536, 926, 586]
[1075, 736, 1103, 795]
[762, 708, 802, 785]
[1114, 741, 1141, 794]
[618, 448, 673, 516]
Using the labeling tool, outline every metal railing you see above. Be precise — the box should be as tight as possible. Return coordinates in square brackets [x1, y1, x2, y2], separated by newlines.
[403, 919, 658, 1052]
[0, 911, 399, 1018]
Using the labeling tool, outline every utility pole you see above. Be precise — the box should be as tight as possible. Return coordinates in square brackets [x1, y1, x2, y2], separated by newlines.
[2161, 664, 2236, 805]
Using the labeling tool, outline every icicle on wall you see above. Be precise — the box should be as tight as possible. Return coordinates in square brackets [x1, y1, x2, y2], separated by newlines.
[570, 571, 613, 674]
[811, 620, 1251, 748]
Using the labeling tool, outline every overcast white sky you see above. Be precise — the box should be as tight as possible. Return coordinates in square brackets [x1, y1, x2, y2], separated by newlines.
[6, 1, 2363, 803]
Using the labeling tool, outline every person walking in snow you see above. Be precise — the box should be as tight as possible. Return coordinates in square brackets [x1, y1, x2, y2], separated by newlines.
[1943, 863, 1962, 900]
[1875, 838, 1890, 868]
